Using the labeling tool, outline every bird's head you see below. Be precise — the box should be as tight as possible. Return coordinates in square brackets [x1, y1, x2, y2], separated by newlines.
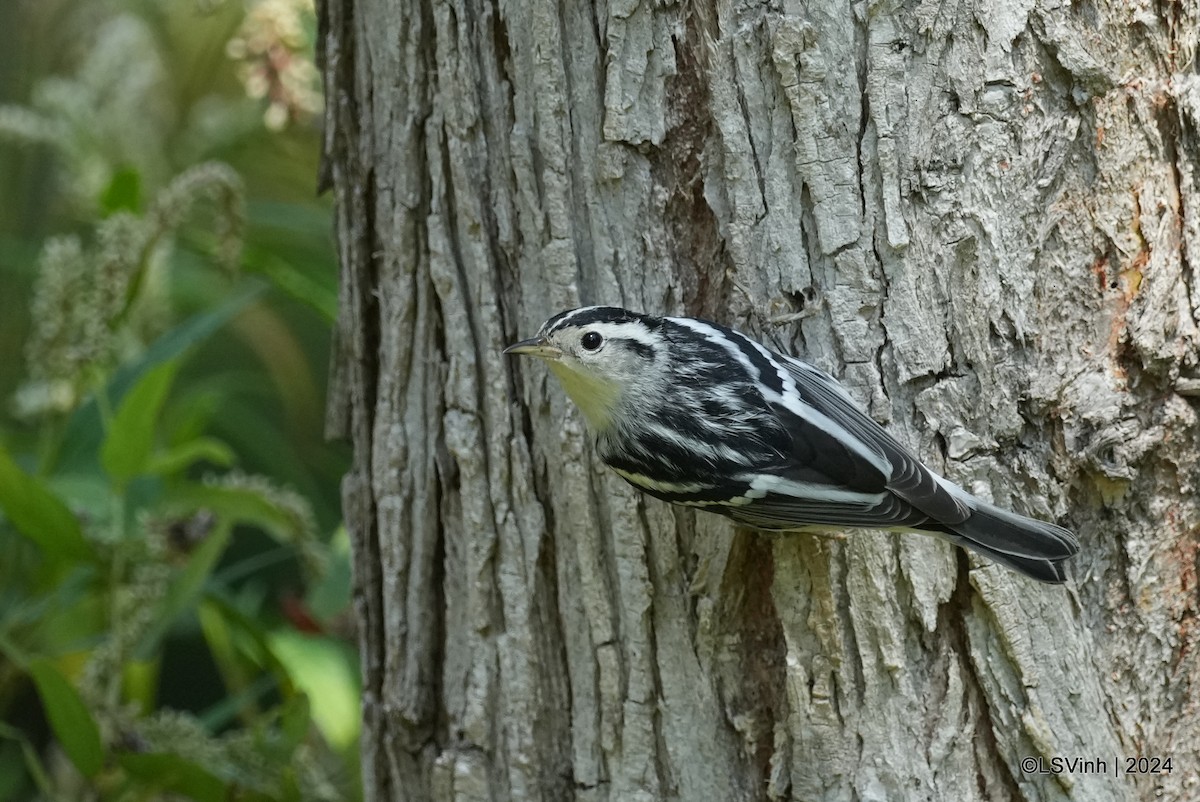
[505, 306, 666, 430]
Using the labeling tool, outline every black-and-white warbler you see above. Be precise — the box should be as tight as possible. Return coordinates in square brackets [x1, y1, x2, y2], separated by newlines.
[506, 306, 1079, 583]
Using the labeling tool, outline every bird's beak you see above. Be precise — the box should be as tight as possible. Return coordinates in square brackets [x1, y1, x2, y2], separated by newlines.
[503, 336, 562, 359]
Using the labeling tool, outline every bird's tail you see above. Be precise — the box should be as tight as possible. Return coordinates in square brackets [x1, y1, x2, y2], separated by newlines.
[938, 500, 1080, 583]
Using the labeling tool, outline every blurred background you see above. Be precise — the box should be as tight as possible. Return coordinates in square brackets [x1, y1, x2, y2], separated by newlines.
[0, 0, 359, 798]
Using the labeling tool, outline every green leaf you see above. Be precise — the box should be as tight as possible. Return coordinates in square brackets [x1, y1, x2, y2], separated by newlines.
[27, 660, 104, 777]
[195, 593, 291, 689]
[0, 564, 95, 633]
[277, 693, 312, 754]
[0, 445, 92, 563]
[169, 482, 308, 546]
[117, 753, 226, 802]
[145, 437, 235, 477]
[162, 387, 224, 448]
[268, 631, 360, 750]
[305, 525, 351, 620]
[244, 247, 337, 322]
[195, 598, 260, 730]
[100, 166, 142, 214]
[101, 359, 179, 486]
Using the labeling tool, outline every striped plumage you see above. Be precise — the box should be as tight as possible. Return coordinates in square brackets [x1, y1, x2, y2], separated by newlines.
[505, 306, 1079, 583]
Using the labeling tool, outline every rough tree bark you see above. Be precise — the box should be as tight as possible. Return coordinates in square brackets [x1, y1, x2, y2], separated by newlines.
[318, 0, 1200, 799]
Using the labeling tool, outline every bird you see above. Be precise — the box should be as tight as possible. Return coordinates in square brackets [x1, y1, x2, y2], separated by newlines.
[504, 306, 1079, 583]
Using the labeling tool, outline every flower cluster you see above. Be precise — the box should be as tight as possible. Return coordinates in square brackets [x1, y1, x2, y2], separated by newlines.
[227, 0, 322, 130]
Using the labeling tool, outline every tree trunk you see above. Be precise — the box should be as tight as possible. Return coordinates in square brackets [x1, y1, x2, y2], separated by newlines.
[318, 0, 1200, 799]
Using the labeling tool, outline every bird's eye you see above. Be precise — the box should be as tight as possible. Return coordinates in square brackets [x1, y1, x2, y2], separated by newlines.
[580, 331, 603, 351]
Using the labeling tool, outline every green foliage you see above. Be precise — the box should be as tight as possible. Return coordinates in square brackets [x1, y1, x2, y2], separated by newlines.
[27, 662, 104, 777]
[101, 360, 181, 488]
[26, 661, 105, 779]
[0, 446, 92, 563]
[0, 1, 355, 799]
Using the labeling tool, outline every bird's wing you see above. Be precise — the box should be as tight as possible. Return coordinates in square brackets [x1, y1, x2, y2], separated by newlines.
[721, 484, 934, 532]
[770, 354, 971, 525]
[610, 458, 933, 531]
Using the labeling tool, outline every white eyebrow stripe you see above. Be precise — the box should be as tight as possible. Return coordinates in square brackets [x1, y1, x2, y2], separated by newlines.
[583, 321, 660, 348]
